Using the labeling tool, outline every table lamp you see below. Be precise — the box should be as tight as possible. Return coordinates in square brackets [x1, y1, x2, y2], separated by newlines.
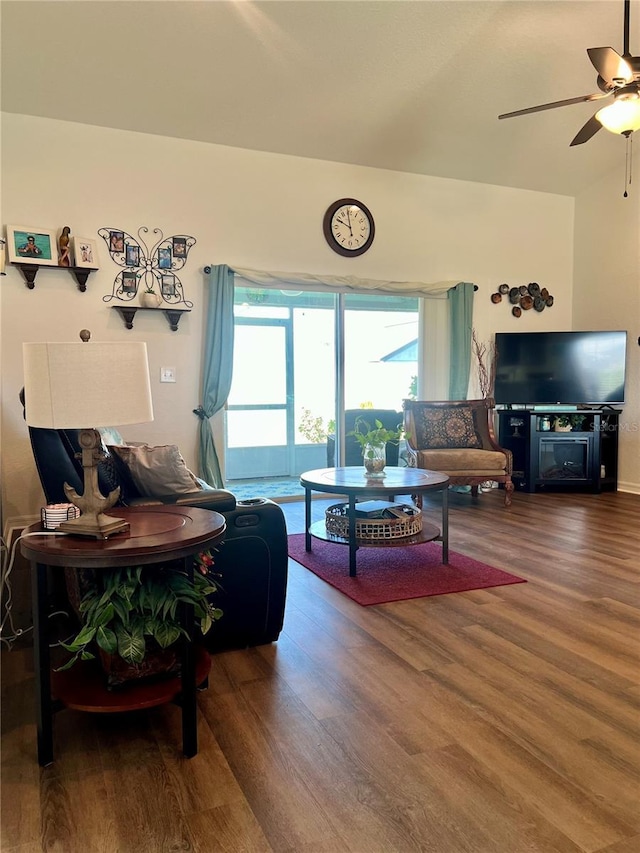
[23, 330, 154, 538]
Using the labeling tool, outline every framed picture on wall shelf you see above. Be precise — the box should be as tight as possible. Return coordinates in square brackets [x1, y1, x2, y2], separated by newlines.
[6, 226, 59, 266]
[72, 237, 99, 269]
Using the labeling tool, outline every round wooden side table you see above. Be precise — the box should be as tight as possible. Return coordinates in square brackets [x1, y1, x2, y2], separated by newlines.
[20, 505, 226, 766]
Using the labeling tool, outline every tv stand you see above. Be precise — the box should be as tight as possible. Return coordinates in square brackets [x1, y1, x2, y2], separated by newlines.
[497, 408, 620, 493]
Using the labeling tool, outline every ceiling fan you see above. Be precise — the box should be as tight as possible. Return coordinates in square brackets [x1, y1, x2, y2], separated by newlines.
[499, 0, 640, 146]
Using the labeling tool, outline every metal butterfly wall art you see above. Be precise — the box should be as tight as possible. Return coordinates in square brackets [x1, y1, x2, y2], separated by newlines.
[100, 226, 195, 307]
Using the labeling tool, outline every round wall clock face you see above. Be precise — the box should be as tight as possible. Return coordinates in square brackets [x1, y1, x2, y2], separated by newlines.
[323, 198, 375, 256]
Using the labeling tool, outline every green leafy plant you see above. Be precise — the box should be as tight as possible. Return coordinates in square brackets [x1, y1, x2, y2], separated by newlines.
[555, 414, 585, 430]
[58, 552, 222, 670]
[407, 375, 418, 401]
[348, 416, 404, 457]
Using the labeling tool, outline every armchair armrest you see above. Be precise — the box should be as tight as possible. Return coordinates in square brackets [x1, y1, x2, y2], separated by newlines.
[127, 489, 237, 513]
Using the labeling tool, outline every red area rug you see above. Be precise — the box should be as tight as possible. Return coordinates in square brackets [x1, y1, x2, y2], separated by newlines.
[287, 534, 526, 606]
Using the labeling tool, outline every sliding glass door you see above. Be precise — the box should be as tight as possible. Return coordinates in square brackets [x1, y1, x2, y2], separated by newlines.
[224, 287, 418, 497]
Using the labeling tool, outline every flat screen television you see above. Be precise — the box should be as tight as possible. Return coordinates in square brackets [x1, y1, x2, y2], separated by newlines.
[494, 330, 627, 407]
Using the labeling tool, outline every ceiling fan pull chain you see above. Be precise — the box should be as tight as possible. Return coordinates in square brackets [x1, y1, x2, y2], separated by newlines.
[623, 133, 632, 197]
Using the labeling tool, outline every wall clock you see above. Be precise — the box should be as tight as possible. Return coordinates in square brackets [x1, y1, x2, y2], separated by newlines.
[323, 198, 375, 257]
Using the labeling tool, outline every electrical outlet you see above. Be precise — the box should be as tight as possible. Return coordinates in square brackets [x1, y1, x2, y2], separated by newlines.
[160, 367, 176, 383]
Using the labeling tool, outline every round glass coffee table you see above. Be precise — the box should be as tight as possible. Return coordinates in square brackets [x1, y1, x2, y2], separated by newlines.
[300, 467, 450, 577]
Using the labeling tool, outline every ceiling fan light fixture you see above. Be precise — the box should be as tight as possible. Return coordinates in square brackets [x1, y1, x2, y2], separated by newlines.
[596, 98, 640, 134]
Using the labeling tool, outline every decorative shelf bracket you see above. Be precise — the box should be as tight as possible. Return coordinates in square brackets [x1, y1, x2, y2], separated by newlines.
[15, 263, 39, 289]
[113, 306, 190, 331]
[13, 263, 94, 292]
[71, 268, 92, 292]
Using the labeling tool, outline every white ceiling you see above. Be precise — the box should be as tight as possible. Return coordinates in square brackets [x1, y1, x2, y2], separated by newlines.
[2, 0, 639, 197]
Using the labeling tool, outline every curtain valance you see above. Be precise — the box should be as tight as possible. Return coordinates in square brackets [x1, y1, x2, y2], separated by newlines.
[231, 266, 459, 299]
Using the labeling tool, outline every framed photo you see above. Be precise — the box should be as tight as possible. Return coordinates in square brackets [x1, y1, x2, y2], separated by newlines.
[125, 244, 140, 267]
[7, 226, 59, 266]
[109, 230, 125, 253]
[72, 237, 99, 269]
[161, 274, 176, 297]
[121, 271, 137, 293]
[172, 237, 187, 258]
[158, 247, 172, 269]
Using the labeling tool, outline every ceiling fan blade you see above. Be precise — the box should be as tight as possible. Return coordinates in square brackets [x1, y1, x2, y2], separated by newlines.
[569, 114, 603, 146]
[499, 92, 609, 120]
[587, 47, 634, 84]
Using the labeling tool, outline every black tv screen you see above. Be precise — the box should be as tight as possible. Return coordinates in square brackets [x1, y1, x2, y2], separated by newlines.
[494, 331, 627, 406]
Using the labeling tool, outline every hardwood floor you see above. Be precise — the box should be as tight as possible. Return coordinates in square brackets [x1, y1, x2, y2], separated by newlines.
[2, 489, 640, 852]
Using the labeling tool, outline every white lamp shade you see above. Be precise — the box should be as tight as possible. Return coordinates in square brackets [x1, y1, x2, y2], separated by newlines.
[596, 99, 640, 135]
[23, 341, 154, 428]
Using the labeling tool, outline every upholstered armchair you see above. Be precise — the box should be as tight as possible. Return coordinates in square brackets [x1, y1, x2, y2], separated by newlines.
[403, 398, 514, 506]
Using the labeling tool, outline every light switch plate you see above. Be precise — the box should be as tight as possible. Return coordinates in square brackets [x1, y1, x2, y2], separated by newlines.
[160, 367, 176, 383]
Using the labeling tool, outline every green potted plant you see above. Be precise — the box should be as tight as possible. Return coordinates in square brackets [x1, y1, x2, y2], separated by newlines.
[348, 416, 404, 477]
[141, 281, 161, 307]
[569, 414, 585, 431]
[554, 414, 573, 432]
[58, 551, 222, 688]
[554, 414, 585, 432]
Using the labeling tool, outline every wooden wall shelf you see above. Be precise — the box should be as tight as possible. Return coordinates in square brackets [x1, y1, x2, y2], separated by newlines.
[112, 305, 191, 331]
[12, 262, 95, 292]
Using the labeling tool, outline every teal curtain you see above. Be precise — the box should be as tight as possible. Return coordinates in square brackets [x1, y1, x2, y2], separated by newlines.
[194, 264, 235, 487]
[448, 282, 475, 399]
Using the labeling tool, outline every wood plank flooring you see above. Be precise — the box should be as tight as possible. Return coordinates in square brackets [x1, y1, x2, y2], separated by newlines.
[2, 489, 639, 852]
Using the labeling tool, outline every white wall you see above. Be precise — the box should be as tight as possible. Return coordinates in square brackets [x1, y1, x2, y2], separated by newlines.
[1, 112, 580, 526]
[573, 163, 640, 493]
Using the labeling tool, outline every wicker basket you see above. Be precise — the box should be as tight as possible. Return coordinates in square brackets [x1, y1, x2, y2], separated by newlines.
[325, 502, 422, 541]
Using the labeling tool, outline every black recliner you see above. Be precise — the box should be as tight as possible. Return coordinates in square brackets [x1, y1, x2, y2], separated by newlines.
[22, 400, 288, 653]
[326, 408, 404, 467]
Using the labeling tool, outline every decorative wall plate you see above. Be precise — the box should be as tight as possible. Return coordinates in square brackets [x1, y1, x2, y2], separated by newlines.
[491, 281, 554, 318]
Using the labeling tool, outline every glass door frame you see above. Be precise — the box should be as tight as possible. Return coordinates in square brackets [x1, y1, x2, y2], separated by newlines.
[334, 293, 346, 467]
